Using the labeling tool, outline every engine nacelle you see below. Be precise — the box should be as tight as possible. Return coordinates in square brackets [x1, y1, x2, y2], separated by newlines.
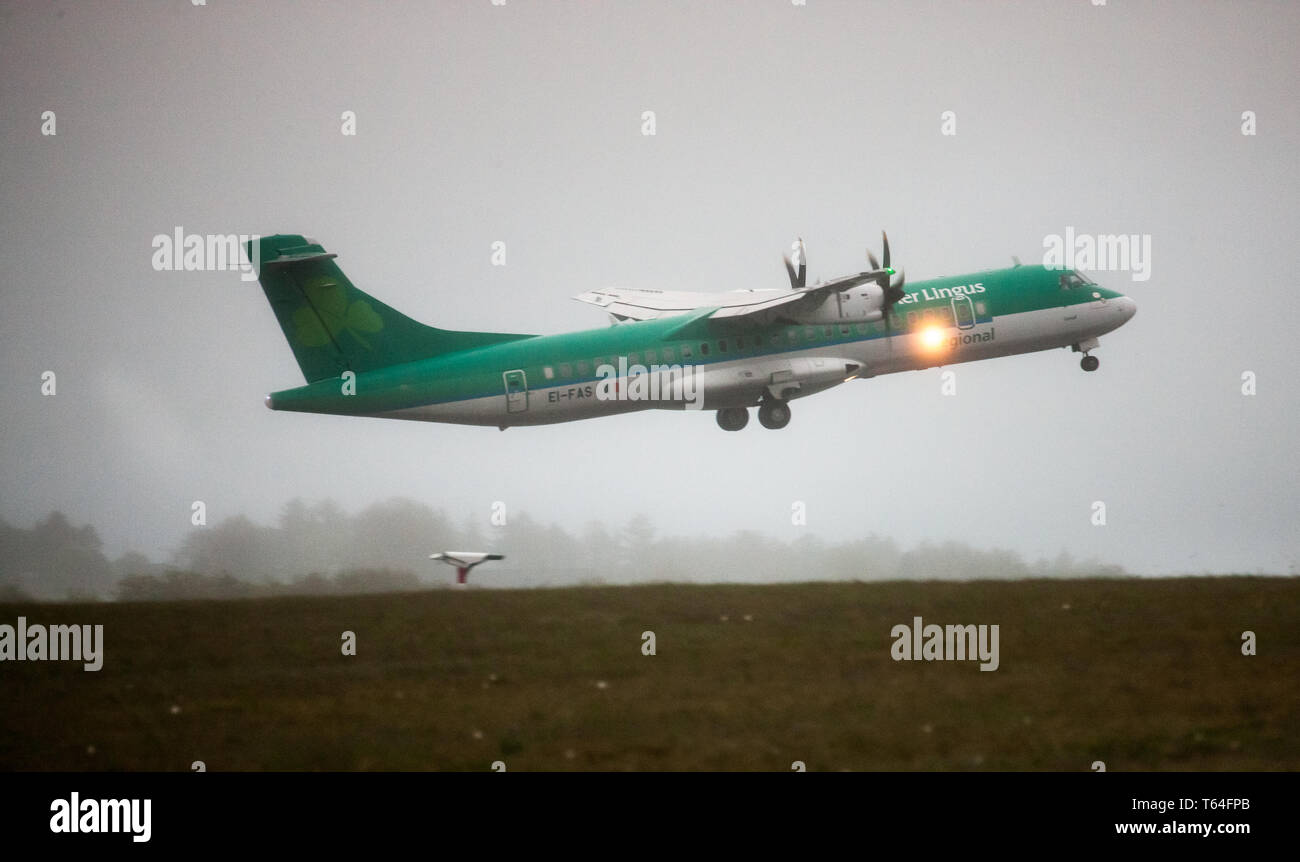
[791, 283, 887, 324]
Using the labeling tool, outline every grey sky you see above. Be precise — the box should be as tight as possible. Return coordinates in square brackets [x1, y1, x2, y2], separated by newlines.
[1, 0, 1297, 576]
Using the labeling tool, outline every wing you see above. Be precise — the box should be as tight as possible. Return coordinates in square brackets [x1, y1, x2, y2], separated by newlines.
[573, 287, 787, 321]
[707, 272, 885, 319]
[573, 270, 887, 324]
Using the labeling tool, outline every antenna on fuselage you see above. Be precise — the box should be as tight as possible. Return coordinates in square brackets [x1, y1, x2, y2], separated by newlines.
[1011, 256, 1022, 267]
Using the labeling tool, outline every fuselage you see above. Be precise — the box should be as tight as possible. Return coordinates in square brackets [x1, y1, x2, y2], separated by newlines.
[265, 264, 1136, 429]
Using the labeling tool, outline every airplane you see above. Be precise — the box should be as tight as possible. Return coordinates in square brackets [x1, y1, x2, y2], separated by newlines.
[248, 233, 1136, 431]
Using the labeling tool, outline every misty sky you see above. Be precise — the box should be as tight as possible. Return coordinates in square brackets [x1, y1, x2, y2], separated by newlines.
[1, 0, 1297, 577]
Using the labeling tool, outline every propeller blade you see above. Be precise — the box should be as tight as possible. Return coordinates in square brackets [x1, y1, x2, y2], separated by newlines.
[871, 231, 903, 355]
[784, 238, 807, 288]
[871, 234, 897, 293]
[885, 268, 906, 303]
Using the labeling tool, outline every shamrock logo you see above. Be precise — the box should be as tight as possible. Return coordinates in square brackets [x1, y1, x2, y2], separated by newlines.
[292, 276, 384, 350]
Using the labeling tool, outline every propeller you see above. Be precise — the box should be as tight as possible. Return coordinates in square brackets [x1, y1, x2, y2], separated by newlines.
[783, 237, 806, 289]
[867, 231, 906, 342]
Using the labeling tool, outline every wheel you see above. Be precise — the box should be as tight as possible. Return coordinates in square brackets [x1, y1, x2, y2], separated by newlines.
[1080, 355, 1100, 372]
[715, 407, 749, 431]
[757, 400, 791, 429]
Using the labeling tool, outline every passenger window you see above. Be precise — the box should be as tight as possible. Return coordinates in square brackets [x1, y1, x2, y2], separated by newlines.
[645, 349, 656, 364]
[787, 330, 797, 343]
[700, 343, 710, 356]
[682, 344, 693, 359]
[975, 302, 986, 315]
[856, 323, 867, 334]
[823, 326, 833, 337]
[543, 366, 554, 380]
[663, 347, 675, 362]
[718, 340, 728, 353]
[628, 353, 639, 365]
[906, 311, 917, 328]
[559, 363, 572, 377]
[805, 327, 816, 340]
[577, 360, 589, 375]
[840, 325, 849, 336]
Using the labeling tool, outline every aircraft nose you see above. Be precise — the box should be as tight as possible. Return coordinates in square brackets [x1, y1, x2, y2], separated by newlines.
[1116, 295, 1137, 321]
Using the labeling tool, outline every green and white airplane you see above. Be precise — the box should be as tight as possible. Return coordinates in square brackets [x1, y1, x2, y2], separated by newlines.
[249, 233, 1136, 431]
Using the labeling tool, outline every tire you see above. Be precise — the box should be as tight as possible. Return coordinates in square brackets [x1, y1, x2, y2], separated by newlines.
[715, 407, 749, 431]
[757, 400, 791, 429]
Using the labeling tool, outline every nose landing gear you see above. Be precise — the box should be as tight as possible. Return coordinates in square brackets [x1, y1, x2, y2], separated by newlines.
[1072, 337, 1101, 372]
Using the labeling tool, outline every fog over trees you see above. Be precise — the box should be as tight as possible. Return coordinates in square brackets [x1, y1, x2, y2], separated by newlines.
[0, 498, 1129, 602]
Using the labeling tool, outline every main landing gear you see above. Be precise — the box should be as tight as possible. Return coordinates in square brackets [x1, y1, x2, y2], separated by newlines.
[758, 399, 791, 429]
[1080, 354, 1100, 372]
[716, 406, 749, 431]
[715, 399, 792, 431]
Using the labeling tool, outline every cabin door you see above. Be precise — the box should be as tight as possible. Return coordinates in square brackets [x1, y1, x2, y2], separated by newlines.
[503, 369, 528, 413]
[951, 295, 976, 330]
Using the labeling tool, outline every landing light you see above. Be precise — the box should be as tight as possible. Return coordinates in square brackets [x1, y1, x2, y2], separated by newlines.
[920, 326, 947, 350]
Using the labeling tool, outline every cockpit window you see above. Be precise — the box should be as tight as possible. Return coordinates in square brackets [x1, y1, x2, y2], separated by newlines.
[1060, 271, 1092, 290]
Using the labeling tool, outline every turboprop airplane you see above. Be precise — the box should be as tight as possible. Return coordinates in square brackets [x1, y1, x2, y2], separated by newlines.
[249, 233, 1135, 431]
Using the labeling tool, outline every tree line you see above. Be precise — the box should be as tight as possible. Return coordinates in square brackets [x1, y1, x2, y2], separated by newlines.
[0, 498, 1127, 602]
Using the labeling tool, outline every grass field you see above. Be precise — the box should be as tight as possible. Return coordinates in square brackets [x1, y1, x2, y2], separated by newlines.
[1, 577, 1296, 771]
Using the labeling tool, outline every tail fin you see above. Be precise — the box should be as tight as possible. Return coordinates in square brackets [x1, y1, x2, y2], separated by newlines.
[248, 235, 533, 383]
